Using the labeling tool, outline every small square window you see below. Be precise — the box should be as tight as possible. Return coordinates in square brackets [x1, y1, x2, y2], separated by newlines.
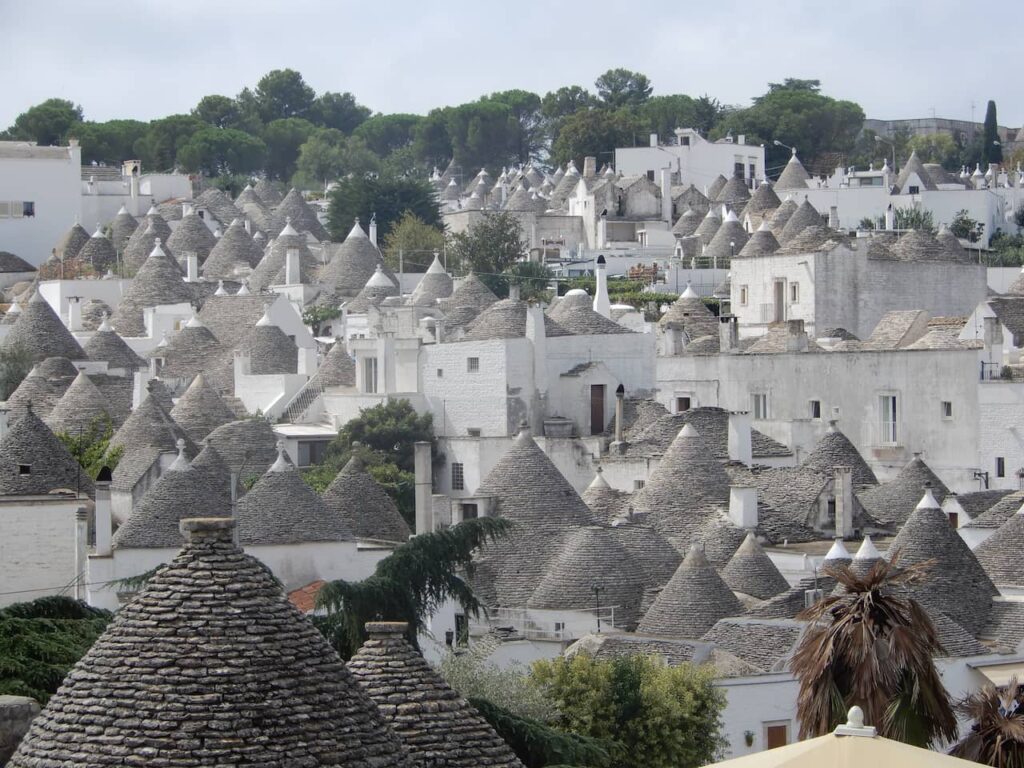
[437, 368, 443, 378]
[941, 401, 953, 420]
[467, 357, 480, 373]
[997, 457, 1006, 478]
[22, 201, 35, 218]
[18, 464, 31, 475]
[451, 462, 465, 491]
[676, 396, 691, 413]
[809, 400, 821, 419]
[467, 428, 481, 438]
[739, 286, 749, 306]
[908, 185, 920, 195]
[633, 479, 646, 490]
[752, 393, 768, 420]
[790, 282, 799, 304]
[461, 503, 478, 520]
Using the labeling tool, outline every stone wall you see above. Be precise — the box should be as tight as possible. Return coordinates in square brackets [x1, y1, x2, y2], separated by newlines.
[0, 695, 40, 764]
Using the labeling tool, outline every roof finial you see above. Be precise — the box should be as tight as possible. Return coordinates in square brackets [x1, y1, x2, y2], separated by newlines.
[269, 440, 289, 472]
[168, 438, 189, 471]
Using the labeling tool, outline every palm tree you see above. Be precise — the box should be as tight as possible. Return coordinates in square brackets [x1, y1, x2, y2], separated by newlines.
[951, 677, 1024, 767]
[791, 552, 957, 746]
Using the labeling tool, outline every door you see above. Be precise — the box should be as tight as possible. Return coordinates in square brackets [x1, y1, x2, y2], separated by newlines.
[764, 722, 789, 750]
[773, 280, 785, 323]
[590, 385, 606, 436]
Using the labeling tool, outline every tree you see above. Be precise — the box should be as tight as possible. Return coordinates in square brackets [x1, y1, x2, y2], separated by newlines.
[0, 596, 111, 702]
[294, 129, 380, 188]
[133, 114, 205, 171]
[761, 78, 822, 99]
[893, 206, 935, 232]
[382, 212, 445, 272]
[639, 95, 698, 140]
[327, 174, 442, 241]
[253, 68, 316, 122]
[354, 113, 423, 156]
[310, 91, 371, 134]
[983, 100, 1003, 166]
[594, 69, 653, 109]
[314, 517, 511, 659]
[950, 209, 984, 243]
[907, 133, 959, 169]
[550, 108, 642, 168]
[446, 211, 527, 295]
[177, 127, 267, 177]
[541, 86, 596, 123]
[440, 645, 555, 722]
[0, 342, 35, 400]
[5, 98, 83, 145]
[951, 677, 1024, 767]
[692, 95, 725, 135]
[445, 101, 521, 170]
[791, 555, 957, 746]
[412, 108, 455, 168]
[56, 416, 123, 481]
[484, 89, 545, 163]
[531, 653, 726, 768]
[73, 119, 148, 165]
[192, 95, 244, 129]
[506, 261, 553, 302]
[261, 117, 316, 180]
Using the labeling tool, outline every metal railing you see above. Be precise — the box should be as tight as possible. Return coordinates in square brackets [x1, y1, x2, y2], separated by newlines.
[472, 606, 619, 642]
[277, 372, 325, 424]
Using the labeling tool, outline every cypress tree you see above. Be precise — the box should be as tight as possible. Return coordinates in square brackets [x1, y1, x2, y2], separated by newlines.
[983, 100, 1002, 165]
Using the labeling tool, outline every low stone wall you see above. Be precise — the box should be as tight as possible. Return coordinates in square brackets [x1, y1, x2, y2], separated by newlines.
[0, 695, 40, 765]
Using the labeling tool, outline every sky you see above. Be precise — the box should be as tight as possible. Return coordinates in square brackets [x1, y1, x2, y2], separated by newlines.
[1, 0, 1020, 129]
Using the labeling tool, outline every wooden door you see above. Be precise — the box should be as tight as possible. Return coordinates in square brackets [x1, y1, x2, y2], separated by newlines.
[590, 385, 606, 436]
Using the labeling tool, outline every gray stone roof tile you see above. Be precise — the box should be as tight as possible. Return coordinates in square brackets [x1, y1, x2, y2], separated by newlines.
[801, 423, 877, 491]
[202, 218, 265, 280]
[701, 618, 804, 672]
[857, 455, 949, 526]
[975, 510, 1024, 586]
[111, 242, 194, 337]
[44, 371, 116, 436]
[166, 212, 216, 264]
[721, 532, 790, 600]
[83, 322, 146, 371]
[0, 405, 91, 496]
[55, 223, 90, 260]
[169, 373, 237, 442]
[321, 456, 411, 543]
[202, 417, 279, 484]
[4, 291, 85, 362]
[774, 153, 811, 191]
[110, 208, 138, 254]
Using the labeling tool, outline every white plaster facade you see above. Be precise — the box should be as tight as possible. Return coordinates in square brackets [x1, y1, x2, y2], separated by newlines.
[615, 129, 766, 192]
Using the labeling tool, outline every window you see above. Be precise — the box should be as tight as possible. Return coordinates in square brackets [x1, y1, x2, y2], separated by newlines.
[22, 201, 35, 218]
[363, 357, 378, 393]
[789, 282, 799, 304]
[941, 401, 953, 420]
[751, 393, 768, 420]
[908, 185, 920, 195]
[878, 394, 898, 445]
[451, 462, 465, 491]
[634, 479, 646, 490]
[467, 428, 481, 438]
[0, 201, 10, 218]
[437, 368, 443, 378]
[680, 136, 690, 147]
[764, 721, 790, 749]
[18, 464, 30, 475]
[739, 285, 749, 306]
[467, 357, 480, 373]
[809, 400, 821, 420]
[997, 457, 1006, 478]
[646, 170, 655, 181]
[461, 503, 478, 520]
[676, 396, 691, 413]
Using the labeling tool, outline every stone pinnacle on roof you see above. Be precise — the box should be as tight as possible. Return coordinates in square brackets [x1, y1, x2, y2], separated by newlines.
[409, 254, 454, 307]
[169, 372, 237, 442]
[823, 538, 852, 566]
[12, 517, 412, 767]
[321, 456, 411, 542]
[3, 290, 86, 363]
[55, 222, 91, 260]
[348, 621, 523, 768]
[637, 545, 744, 639]
[801, 421, 877, 491]
[721, 531, 790, 600]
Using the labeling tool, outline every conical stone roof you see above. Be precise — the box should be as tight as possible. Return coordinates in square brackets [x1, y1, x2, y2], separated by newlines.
[55, 223, 90, 260]
[83, 317, 146, 370]
[81, 299, 112, 331]
[892, 150, 937, 194]
[247, 222, 317, 292]
[4, 291, 85, 362]
[858, 455, 949, 527]
[124, 214, 171, 272]
[462, 299, 571, 341]
[630, 424, 730, 545]
[271, 188, 328, 240]
[528, 525, 646, 628]
[319, 219, 387, 297]
[715, 175, 751, 210]
[721, 532, 789, 600]
[774, 152, 811, 190]
[693, 208, 722, 246]
[44, 371, 115, 436]
[767, 198, 798, 238]
[707, 175, 729, 200]
[202, 418, 279, 483]
[5, 367, 61, 423]
[801, 422, 878, 491]
[409, 255, 454, 306]
[702, 212, 749, 262]
[349, 622, 523, 768]
[166, 211, 216, 264]
[0, 405, 91, 496]
[107, 388, 196, 459]
[737, 223, 780, 258]
[319, 339, 357, 387]
[194, 188, 243, 230]
[234, 186, 274, 233]
[610, 519, 682, 590]
[888, 490, 997, 635]
[11, 517, 411, 768]
[637, 545, 743, 638]
[254, 178, 286, 206]
[238, 319, 298, 374]
[346, 266, 400, 313]
[778, 199, 821, 244]
[658, 284, 718, 339]
[975, 509, 1024, 587]
[744, 181, 782, 217]
[442, 272, 499, 312]
[169, 373, 237, 442]
[672, 207, 702, 237]
[202, 218, 264, 279]
[111, 241, 193, 337]
[155, 320, 229, 388]
[110, 206, 138, 253]
[321, 456, 411, 542]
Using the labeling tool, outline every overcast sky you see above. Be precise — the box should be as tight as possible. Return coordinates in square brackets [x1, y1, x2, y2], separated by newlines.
[2, 0, 1020, 129]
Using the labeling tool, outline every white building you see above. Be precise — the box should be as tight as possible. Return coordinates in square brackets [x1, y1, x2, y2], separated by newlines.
[615, 129, 766, 192]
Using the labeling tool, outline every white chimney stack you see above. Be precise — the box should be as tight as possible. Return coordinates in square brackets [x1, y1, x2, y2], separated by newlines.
[369, 214, 378, 247]
[68, 297, 83, 332]
[74, 506, 89, 600]
[185, 252, 199, 282]
[833, 466, 854, 538]
[660, 168, 672, 224]
[285, 247, 301, 285]
[728, 485, 758, 528]
[414, 441, 433, 534]
[728, 411, 752, 465]
[593, 255, 611, 318]
[94, 470, 113, 557]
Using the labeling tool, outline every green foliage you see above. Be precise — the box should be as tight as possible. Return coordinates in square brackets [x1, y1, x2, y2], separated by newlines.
[56, 416, 123, 480]
[261, 117, 316, 180]
[483, 89, 545, 164]
[327, 174, 442, 242]
[989, 232, 1024, 266]
[440, 647, 555, 722]
[254, 68, 316, 122]
[133, 114, 206, 171]
[894, 206, 936, 232]
[638, 94, 697, 138]
[0, 342, 33, 400]
[531, 654, 727, 768]
[447, 211, 527, 295]
[1016, 205, 1024, 230]
[337, 399, 434, 473]
[506, 261, 554, 302]
[550, 108, 641, 168]
[208, 173, 252, 198]
[177, 127, 267, 176]
[382, 212, 446, 272]
[314, 517, 511, 659]
[949, 209, 984, 243]
[310, 91, 371, 134]
[5, 98, 83, 145]
[302, 304, 342, 335]
[470, 697, 613, 768]
[0, 596, 111, 703]
[983, 100, 1002, 166]
[594, 69, 653, 109]
[192, 94, 246, 130]
[354, 114, 423, 156]
[907, 133, 959, 169]
[294, 129, 380, 188]
[73, 119, 149, 165]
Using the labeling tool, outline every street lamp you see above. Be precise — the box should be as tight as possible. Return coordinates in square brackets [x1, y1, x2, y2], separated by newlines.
[592, 584, 604, 633]
[874, 135, 896, 170]
[773, 139, 795, 155]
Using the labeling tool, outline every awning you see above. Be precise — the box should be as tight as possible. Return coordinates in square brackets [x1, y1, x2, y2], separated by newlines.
[968, 659, 1024, 688]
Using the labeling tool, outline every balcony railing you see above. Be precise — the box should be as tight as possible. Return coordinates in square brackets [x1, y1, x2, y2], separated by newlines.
[471, 606, 619, 642]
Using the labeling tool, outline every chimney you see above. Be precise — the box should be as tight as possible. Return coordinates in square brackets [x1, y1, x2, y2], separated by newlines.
[983, 315, 1004, 346]
[942, 493, 966, 528]
[94, 466, 113, 557]
[185, 252, 199, 282]
[593, 255, 611, 318]
[613, 384, 626, 445]
[597, 214, 608, 248]
[68, 297, 83, 332]
[285, 247, 301, 284]
[785, 319, 809, 352]
[884, 204, 894, 230]
[75, 506, 89, 600]
[829, 205, 839, 229]
[0, 407, 8, 441]
[660, 168, 672, 224]
[182, 202, 193, 217]
[833, 466, 854, 538]
[728, 410, 752, 465]
[179, 517, 236, 545]
[728, 485, 758, 528]
[508, 284, 521, 301]
[369, 214, 378, 247]
[414, 441, 433, 534]
[719, 314, 739, 353]
[649, 133, 658, 147]
[583, 156, 597, 179]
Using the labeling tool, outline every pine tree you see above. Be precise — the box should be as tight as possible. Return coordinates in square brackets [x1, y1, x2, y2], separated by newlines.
[983, 100, 1002, 165]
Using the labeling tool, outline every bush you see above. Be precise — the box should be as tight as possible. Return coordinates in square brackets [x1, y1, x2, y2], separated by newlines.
[439, 645, 555, 723]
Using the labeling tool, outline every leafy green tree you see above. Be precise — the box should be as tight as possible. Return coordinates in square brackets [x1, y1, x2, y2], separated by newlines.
[907, 133, 959, 169]
[315, 517, 511, 659]
[5, 98, 83, 145]
[379, 145, 429, 178]
[550, 108, 642, 168]
[294, 129, 380, 188]
[541, 86, 596, 122]
[0, 342, 35, 400]
[894, 206, 935, 232]
[412, 108, 455, 167]
[507, 261, 553, 302]
[177, 127, 267, 176]
[445, 100, 520, 170]
[354, 114, 423, 156]
[382, 212, 446, 272]
[983, 100, 1002, 166]
[639, 95, 697, 139]
[73, 119, 148, 165]
[594, 69, 653, 109]
[446, 211, 527, 294]
[310, 91, 371, 134]
[0, 596, 111, 703]
[254, 68, 316, 122]
[261, 117, 316, 180]
[531, 654, 726, 768]
[440, 645, 555, 722]
[692, 94, 725, 135]
[760, 78, 822, 99]
[327, 174, 442, 241]
[792, 556, 957, 746]
[192, 94, 244, 129]
[484, 89, 544, 163]
[950, 209, 984, 243]
[56, 416, 124, 480]
[133, 114, 205, 171]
